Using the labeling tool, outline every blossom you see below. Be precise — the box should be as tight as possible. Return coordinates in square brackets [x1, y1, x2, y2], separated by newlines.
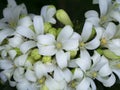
[37, 25, 79, 68]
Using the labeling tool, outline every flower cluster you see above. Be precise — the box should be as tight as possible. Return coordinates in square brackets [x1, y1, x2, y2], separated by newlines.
[0, 0, 120, 90]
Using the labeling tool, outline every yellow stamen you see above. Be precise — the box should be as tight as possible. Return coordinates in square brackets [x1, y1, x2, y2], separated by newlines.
[56, 42, 62, 49]
[80, 42, 85, 47]
[101, 38, 107, 45]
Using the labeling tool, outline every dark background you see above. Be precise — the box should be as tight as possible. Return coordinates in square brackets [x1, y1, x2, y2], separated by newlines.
[0, 0, 120, 90]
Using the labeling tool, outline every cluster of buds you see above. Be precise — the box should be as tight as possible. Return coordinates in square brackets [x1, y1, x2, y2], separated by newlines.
[0, 0, 120, 90]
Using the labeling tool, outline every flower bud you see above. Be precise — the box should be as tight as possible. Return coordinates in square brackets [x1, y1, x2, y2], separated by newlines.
[103, 50, 120, 60]
[48, 27, 57, 37]
[56, 9, 73, 27]
[42, 56, 52, 63]
[70, 50, 77, 59]
[96, 48, 103, 55]
[44, 22, 52, 33]
[14, 48, 22, 56]
[30, 49, 41, 60]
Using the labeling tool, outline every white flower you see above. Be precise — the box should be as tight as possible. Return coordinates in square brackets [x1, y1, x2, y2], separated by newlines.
[37, 25, 79, 68]
[41, 5, 56, 24]
[34, 61, 55, 79]
[16, 15, 44, 53]
[79, 21, 100, 50]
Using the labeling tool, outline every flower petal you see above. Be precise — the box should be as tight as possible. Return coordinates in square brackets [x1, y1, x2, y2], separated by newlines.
[85, 10, 98, 18]
[76, 49, 91, 71]
[81, 21, 93, 42]
[113, 69, 120, 79]
[63, 39, 79, 51]
[85, 37, 100, 50]
[37, 44, 56, 56]
[99, 63, 112, 77]
[99, 0, 108, 16]
[16, 26, 35, 39]
[37, 34, 55, 45]
[8, 50, 17, 59]
[33, 16, 44, 34]
[18, 16, 32, 27]
[25, 69, 37, 82]
[7, 0, 17, 7]
[103, 22, 116, 40]
[14, 54, 28, 67]
[57, 25, 73, 42]
[56, 50, 69, 69]
[20, 41, 36, 54]
[72, 68, 83, 80]
[97, 74, 116, 87]
[0, 60, 13, 70]
[0, 29, 14, 44]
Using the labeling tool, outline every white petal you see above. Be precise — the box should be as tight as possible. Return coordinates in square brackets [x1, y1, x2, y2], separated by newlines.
[0, 29, 14, 44]
[63, 39, 79, 51]
[9, 34, 24, 47]
[54, 67, 64, 81]
[70, 32, 81, 40]
[37, 44, 56, 56]
[81, 21, 93, 42]
[95, 27, 104, 39]
[13, 67, 25, 82]
[16, 80, 31, 90]
[0, 60, 13, 70]
[97, 74, 116, 87]
[0, 72, 7, 83]
[25, 69, 37, 82]
[20, 41, 36, 54]
[16, 26, 35, 39]
[8, 50, 17, 59]
[91, 51, 101, 67]
[9, 80, 16, 87]
[56, 50, 69, 69]
[85, 10, 98, 18]
[57, 25, 73, 42]
[99, 0, 108, 16]
[99, 63, 112, 77]
[7, 0, 17, 7]
[18, 16, 32, 27]
[68, 59, 78, 68]
[34, 62, 45, 79]
[76, 77, 90, 90]
[103, 22, 116, 40]
[76, 49, 91, 71]
[86, 17, 100, 26]
[33, 16, 44, 34]
[85, 37, 100, 50]
[62, 68, 72, 82]
[110, 11, 120, 23]
[72, 68, 83, 80]
[108, 39, 120, 56]
[37, 34, 55, 45]
[14, 54, 28, 67]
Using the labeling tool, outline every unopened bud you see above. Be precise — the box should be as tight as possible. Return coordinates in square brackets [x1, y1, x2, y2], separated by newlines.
[56, 9, 73, 27]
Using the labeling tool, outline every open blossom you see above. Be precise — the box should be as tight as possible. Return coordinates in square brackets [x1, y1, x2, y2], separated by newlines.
[1, 0, 120, 90]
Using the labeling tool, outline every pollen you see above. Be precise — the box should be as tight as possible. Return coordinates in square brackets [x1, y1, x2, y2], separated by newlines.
[80, 42, 85, 47]
[101, 38, 107, 45]
[56, 42, 62, 49]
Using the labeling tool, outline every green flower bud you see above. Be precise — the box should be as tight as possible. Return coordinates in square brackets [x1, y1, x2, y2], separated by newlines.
[56, 9, 73, 27]
[48, 27, 57, 37]
[30, 49, 41, 60]
[42, 56, 52, 63]
[44, 22, 52, 33]
[27, 56, 35, 64]
[70, 50, 77, 59]
[103, 50, 120, 60]
[96, 48, 103, 55]
[41, 84, 49, 90]
[14, 48, 22, 56]
[87, 28, 96, 41]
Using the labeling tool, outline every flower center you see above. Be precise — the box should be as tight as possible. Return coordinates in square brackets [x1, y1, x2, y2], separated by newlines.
[69, 80, 77, 88]
[38, 76, 46, 84]
[79, 42, 85, 47]
[56, 42, 62, 49]
[101, 38, 107, 45]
